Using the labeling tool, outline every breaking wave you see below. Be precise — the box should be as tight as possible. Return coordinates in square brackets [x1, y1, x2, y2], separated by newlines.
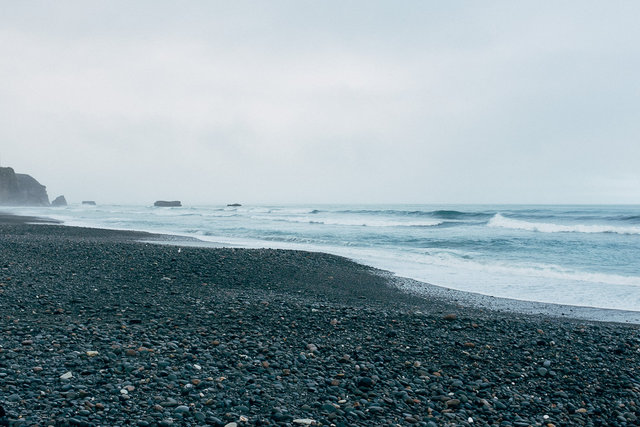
[335, 209, 492, 220]
[253, 215, 444, 228]
[488, 213, 640, 235]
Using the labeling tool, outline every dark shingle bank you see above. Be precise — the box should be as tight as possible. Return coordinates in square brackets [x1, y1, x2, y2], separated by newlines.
[0, 219, 638, 426]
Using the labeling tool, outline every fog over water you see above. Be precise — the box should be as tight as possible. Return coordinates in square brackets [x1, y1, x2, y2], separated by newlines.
[1, 1, 640, 204]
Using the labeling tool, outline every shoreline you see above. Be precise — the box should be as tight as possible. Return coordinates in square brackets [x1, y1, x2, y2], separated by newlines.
[9, 210, 637, 325]
[392, 275, 640, 325]
[144, 234, 640, 325]
[1, 213, 640, 425]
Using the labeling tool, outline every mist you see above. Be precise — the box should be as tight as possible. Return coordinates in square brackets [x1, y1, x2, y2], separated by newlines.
[2, 1, 639, 205]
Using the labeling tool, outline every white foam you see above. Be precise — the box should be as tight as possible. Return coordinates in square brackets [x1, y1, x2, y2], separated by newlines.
[417, 251, 640, 287]
[252, 215, 443, 228]
[340, 248, 640, 311]
[488, 213, 640, 235]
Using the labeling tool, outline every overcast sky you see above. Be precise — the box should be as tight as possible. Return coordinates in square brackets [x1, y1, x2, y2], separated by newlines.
[1, 1, 639, 205]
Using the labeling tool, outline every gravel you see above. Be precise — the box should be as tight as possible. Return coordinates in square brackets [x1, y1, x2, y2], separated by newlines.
[0, 217, 639, 426]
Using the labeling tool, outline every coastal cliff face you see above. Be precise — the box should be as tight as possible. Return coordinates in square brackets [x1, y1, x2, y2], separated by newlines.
[0, 167, 50, 206]
[0, 167, 19, 201]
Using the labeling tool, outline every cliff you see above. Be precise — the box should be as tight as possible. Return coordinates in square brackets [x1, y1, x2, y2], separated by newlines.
[0, 167, 50, 206]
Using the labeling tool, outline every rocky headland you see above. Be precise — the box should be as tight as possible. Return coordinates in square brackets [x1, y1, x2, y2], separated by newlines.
[0, 167, 50, 206]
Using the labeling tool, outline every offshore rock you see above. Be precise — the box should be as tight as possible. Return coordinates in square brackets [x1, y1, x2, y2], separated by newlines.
[0, 167, 50, 206]
[82, 201, 97, 206]
[51, 195, 68, 207]
[155, 201, 182, 207]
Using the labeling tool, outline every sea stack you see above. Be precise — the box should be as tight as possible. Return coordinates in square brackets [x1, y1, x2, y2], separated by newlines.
[0, 167, 50, 206]
[51, 195, 68, 207]
[154, 200, 182, 207]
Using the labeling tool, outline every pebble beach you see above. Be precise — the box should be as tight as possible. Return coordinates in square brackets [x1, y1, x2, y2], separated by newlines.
[1, 215, 639, 426]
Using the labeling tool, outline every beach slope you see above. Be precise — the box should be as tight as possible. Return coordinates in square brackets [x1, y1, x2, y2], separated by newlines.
[0, 217, 638, 426]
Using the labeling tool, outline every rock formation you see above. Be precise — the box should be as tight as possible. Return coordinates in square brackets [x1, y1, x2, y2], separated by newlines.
[154, 200, 182, 207]
[51, 195, 68, 207]
[227, 203, 242, 207]
[0, 167, 50, 206]
[82, 201, 97, 206]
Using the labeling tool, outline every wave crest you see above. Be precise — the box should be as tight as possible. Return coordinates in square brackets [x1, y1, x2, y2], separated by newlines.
[334, 209, 492, 220]
[253, 215, 444, 228]
[488, 213, 640, 235]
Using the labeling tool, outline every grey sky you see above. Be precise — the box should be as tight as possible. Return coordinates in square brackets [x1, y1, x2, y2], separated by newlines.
[1, 1, 639, 204]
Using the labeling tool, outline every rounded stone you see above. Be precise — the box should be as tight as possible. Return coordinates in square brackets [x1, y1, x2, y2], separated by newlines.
[174, 405, 189, 413]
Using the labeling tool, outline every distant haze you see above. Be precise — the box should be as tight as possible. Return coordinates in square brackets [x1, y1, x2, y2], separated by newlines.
[2, 1, 639, 205]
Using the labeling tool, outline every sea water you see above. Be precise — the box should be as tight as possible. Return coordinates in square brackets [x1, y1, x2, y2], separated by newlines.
[7, 204, 640, 312]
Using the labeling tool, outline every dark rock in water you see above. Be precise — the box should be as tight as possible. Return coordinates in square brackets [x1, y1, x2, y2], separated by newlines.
[155, 201, 182, 207]
[227, 203, 242, 207]
[51, 195, 68, 207]
[82, 201, 97, 206]
[0, 167, 50, 206]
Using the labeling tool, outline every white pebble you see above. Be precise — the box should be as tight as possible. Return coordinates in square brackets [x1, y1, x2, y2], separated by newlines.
[60, 371, 73, 380]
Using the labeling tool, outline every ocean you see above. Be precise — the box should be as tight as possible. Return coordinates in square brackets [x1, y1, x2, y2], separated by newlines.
[7, 204, 640, 312]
